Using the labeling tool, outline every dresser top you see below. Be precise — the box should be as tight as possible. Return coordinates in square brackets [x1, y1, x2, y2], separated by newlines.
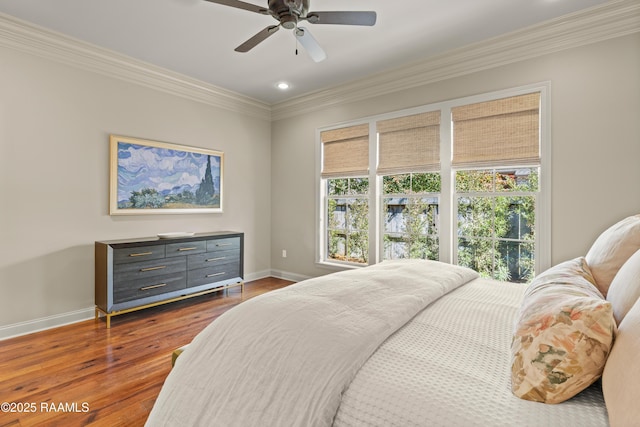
[96, 231, 243, 247]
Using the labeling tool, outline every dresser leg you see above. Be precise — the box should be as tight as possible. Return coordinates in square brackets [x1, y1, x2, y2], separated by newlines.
[95, 308, 112, 329]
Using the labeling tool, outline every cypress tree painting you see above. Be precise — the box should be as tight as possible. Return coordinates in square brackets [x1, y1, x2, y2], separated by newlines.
[195, 155, 216, 204]
[110, 135, 223, 215]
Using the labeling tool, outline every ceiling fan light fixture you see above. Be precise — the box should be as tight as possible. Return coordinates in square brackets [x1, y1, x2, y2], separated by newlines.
[280, 15, 297, 30]
[294, 26, 327, 62]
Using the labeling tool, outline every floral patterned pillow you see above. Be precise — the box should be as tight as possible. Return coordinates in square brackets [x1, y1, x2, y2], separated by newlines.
[511, 258, 616, 404]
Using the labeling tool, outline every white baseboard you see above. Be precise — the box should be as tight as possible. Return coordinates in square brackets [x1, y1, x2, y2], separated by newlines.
[244, 269, 272, 282]
[246, 269, 311, 283]
[269, 269, 312, 283]
[0, 270, 311, 341]
[0, 307, 95, 341]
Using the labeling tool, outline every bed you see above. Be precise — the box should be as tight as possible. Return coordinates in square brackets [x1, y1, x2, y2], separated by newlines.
[146, 215, 640, 427]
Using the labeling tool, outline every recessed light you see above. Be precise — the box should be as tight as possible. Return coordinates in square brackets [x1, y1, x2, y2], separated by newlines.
[277, 82, 290, 90]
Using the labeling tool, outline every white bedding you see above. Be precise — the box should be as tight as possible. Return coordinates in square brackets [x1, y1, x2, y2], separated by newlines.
[146, 260, 609, 427]
[147, 260, 478, 426]
[334, 278, 608, 427]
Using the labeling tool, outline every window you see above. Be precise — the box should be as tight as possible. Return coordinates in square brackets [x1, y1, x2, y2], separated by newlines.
[451, 92, 541, 282]
[378, 111, 442, 261]
[321, 124, 370, 265]
[326, 177, 369, 263]
[383, 172, 441, 260]
[455, 168, 537, 282]
[318, 85, 549, 281]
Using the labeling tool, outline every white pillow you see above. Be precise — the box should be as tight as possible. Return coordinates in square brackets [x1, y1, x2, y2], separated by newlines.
[602, 297, 640, 427]
[606, 249, 640, 325]
[585, 214, 640, 297]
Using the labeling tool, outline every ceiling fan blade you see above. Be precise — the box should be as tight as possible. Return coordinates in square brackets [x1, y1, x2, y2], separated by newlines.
[202, 0, 268, 15]
[294, 27, 327, 62]
[305, 11, 377, 26]
[235, 25, 280, 52]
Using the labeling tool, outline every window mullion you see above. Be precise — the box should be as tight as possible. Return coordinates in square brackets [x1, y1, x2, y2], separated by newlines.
[440, 106, 453, 264]
[368, 122, 378, 265]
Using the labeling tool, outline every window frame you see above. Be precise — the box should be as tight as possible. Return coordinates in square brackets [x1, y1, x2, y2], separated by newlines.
[316, 83, 551, 276]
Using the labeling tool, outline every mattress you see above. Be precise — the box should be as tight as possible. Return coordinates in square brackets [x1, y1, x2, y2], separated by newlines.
[334, 278, 609, 427]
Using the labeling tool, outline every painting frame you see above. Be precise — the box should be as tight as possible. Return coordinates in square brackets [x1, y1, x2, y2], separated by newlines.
[109, 135, 224, 215]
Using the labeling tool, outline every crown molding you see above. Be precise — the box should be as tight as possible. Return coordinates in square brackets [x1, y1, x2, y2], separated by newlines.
[0, 13, 272, 121]
[1, 1, 638, 123]
[271, 0, 640, 121]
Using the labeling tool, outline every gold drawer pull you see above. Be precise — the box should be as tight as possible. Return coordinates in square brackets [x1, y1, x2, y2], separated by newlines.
[140, 283, 168, 291]
[206, 257, 226, 262]
[206, 272, 226, 278]
[129, 252, 153, 257]
[216, 243, 233, 247]
[178, 247, 198, 251]
[140, 266, 167, 272]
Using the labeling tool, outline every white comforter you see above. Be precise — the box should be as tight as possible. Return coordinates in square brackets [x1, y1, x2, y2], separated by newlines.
[334, 277, 608, 427]
[146, 260, 479, 426]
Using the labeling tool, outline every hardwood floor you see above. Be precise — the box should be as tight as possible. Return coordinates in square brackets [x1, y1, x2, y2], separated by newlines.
[0, 277, 293, 427]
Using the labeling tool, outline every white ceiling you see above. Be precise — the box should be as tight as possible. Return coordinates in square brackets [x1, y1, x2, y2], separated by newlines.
[0, 0, 614, 104]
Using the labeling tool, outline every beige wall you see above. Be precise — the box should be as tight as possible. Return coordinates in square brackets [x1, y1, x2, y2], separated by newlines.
[0, 47, 272, 333]
[271, 33, 640, 279]
[2, 31, 639, 336]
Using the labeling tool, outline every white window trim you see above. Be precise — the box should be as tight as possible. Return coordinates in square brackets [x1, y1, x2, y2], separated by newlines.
[369, 122, 379, 264]
[316, 82, 551, 275]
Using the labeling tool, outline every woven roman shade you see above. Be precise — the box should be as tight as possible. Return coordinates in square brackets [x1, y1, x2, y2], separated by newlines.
[321, 124, 369, 178]
[452, 92, 540, 168]
[377, 111, 441, 174]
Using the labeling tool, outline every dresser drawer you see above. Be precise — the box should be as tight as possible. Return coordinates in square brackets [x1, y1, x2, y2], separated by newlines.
[113, 245, 165, 264]
[187, 249, 240, 270]
[207, 237, 241, 253]
[187, 262, 241, 288]
[114, 257, 186, 283]
[114, 273, 187, 304]
[165, 240, 206, 258]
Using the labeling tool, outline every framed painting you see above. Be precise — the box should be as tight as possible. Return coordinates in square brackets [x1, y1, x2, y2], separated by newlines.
[109, 135, 224, 215]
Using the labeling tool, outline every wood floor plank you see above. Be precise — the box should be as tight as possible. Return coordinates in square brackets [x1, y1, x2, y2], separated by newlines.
[0, 277, 293, 427]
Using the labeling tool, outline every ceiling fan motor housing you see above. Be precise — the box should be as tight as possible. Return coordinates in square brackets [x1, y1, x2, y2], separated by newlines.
[268, 0, 309, 29]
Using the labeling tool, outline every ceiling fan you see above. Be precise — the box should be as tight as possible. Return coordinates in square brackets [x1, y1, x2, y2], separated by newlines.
[203, 0, 377, 62]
